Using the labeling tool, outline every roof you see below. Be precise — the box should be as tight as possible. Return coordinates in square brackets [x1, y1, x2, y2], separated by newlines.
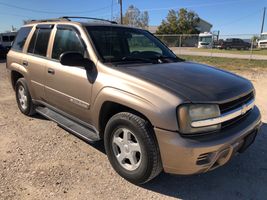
[198, 18, 213, 27]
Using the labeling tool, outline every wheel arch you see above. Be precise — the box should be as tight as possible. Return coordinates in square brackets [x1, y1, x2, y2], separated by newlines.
[11, 70, 24, 90]
[98, 101, 153, 139]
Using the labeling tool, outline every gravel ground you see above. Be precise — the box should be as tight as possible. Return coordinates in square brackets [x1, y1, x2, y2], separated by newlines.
[0, 60, 266, 200]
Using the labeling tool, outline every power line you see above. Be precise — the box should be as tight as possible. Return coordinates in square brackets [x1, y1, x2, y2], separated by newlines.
[218, 8, 262, 28]
[0, 1, 111, 14]
[127, 0, 255, 13]
[0, 12, 31, 18]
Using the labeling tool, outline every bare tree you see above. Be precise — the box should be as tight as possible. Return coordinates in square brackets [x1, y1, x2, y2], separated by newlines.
[116, 5, 149, 29]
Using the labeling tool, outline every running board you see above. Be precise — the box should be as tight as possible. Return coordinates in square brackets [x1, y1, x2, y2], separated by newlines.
[35, 106, 100, 142]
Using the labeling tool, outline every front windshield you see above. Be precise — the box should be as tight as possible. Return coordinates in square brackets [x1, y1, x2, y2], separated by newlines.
[260, 34, 267, 40]
[199, 36, 212, 43]
[86, 26, 180, 64]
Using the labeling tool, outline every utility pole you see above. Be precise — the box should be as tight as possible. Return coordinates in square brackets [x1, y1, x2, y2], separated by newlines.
[111, 0, 113, 20]
[261, 7, 266, 33]
[119, 0, 123, 24]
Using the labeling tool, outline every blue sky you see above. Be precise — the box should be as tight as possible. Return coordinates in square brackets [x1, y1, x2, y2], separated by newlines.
[0, 0, 266, 35]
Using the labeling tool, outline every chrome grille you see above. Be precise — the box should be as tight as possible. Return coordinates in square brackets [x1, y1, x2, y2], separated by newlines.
[219, 92, 254, 114]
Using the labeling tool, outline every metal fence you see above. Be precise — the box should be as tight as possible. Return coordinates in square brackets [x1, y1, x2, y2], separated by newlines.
[154, 34, 267, 60]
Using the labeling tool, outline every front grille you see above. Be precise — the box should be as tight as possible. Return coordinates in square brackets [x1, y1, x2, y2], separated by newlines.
[221, 109, 251, 129]
[219, 92, 254, 114]
[219, 92, 254, 128]
[260, 42, 267, 45]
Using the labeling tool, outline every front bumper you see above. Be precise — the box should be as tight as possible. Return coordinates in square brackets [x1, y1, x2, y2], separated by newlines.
[154, 106, 261, 175]
[259, 44, 267, 49]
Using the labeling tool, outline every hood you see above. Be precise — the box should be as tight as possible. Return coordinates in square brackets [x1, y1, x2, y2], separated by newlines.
[116, 61, 253, 103]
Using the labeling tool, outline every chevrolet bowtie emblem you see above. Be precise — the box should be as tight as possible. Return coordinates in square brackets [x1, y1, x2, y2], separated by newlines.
[241, 104, 247, 115]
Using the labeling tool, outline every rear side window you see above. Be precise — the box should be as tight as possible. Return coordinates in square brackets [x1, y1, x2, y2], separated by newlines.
[28, 28, 52, 57]
[11, 27, 32, 51]
[52, 28, 84, 60]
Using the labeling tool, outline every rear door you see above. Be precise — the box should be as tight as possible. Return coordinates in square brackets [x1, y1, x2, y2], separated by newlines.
[44, 25, 93, 123]
[24, 25, 53, 101]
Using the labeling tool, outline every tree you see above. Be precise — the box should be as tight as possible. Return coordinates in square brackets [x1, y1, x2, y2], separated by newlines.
[119, 5, 149, 28]
[156, 8, 200, 34]
[251, 35, 259, 43]
[23, 20, 32, 25]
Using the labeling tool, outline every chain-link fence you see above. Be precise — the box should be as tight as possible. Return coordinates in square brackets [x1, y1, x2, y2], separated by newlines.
[155, 34, 267, 60]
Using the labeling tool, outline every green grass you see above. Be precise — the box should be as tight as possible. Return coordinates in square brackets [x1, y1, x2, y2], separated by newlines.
[179, 55, 267, 70]
[187, 48, 267, 56]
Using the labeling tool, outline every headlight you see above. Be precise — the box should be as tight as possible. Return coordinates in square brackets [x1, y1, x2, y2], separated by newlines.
[178, 104, 221, 134]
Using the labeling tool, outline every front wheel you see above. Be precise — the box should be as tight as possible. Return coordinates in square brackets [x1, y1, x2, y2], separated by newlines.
[104, 112, 162, 184]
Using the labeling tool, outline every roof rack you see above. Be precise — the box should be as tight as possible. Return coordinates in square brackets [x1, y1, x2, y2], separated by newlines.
[29, 18, 69, 23]
[61, 16, 118, 24]
[28, 16, 117, 24]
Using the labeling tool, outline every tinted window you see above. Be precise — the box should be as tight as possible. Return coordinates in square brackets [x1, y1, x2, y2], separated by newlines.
[52, 28, 84, 60]
[2, 36, 9, 42]
[11, 27, 32, 51]
[10, 36, 15, 41]
[28, 28, 51, 57]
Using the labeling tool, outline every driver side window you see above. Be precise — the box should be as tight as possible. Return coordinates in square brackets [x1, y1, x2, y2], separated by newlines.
[52, 27, 85, 60]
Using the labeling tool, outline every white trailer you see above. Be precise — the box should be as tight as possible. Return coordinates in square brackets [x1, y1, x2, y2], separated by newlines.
[258, 32, 267, 49]
[198, 32, 213, 48]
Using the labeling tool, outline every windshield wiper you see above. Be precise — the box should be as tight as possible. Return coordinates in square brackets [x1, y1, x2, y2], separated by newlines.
[121, 56, 154, 63]
[152, 55, 185, 62]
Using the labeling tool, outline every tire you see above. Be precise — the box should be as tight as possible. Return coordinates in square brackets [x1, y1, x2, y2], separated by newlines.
[15, 78, 35, 116]
[104, 112, 162, 184]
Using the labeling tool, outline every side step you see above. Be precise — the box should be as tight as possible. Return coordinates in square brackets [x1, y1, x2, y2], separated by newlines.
[36, 106, 100, 142]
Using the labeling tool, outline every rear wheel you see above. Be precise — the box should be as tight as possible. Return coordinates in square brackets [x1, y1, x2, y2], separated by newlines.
[15, 78, 35, 116]
[104, 112, 162, 184]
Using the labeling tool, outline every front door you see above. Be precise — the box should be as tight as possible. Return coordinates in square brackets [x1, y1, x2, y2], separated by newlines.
[44, 25, 92, 123]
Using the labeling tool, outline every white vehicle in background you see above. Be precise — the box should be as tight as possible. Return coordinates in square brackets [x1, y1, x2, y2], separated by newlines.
[198, 32, 213, 48]
[257, 32, 267, 49]
[0, 32, 17, 49]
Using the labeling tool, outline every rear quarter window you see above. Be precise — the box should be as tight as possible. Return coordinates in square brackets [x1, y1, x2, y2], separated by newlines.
[11, 27, 32, 51]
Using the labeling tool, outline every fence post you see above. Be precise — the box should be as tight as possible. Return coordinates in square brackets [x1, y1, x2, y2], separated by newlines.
[179, 35, 182, 55]
[210, 34, 214, 58]
[250, 38, 253, 61]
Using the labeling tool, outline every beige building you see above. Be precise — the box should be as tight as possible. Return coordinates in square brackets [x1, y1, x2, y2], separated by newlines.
[148, 18, 213, 34]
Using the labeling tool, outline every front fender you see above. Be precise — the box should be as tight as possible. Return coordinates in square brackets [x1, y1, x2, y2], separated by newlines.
[91, 87, 179, 131]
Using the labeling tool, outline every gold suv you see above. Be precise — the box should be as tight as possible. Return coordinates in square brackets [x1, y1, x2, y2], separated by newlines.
[6, 17, 261, 184]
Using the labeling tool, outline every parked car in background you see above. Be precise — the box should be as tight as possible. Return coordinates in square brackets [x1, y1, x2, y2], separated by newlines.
[0, 44, 8, 58]
[0, 32, 17, 49]
[257, 32, 267, 49]
[218, 38, 250, 50]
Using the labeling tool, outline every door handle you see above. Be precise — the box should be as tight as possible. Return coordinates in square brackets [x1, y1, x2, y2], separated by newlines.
[22, 61, 28, 66]
[47, 68, 55, 75]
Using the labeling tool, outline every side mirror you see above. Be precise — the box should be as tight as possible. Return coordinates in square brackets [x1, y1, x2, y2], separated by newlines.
[59, 52, 94, 70]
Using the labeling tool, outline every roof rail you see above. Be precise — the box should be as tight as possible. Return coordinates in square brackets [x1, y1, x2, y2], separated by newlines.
[27, 16, 118, 25]
[61, 16, 118, 24]
[29, 18, 69, 24]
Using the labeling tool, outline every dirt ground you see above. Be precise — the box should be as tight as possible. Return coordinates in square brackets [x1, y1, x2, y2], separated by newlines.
[0, 60, 266, 200]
